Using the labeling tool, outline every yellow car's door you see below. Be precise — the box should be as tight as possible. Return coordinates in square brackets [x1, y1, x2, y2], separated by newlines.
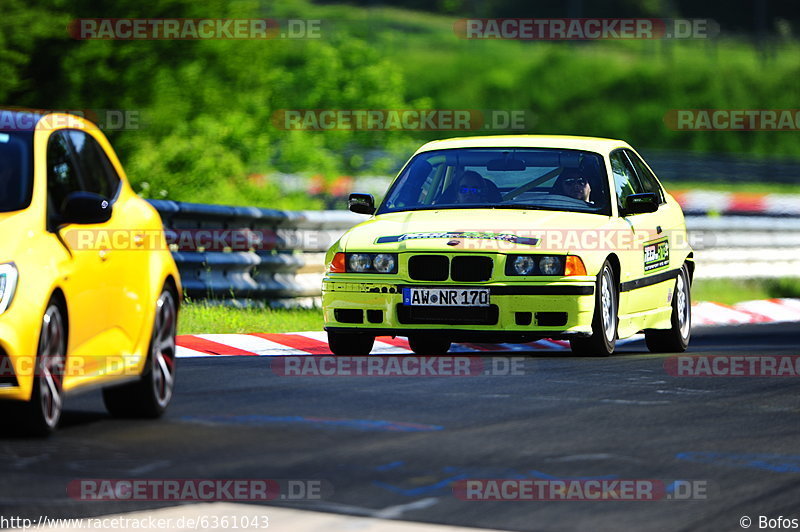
[61, 129, 151, 379]
[45, 129, 115, 385]
[609, 149, 672, 336]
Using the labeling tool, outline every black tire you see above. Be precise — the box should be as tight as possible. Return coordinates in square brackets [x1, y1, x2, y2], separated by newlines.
[19, 301, 67, 436]
[645, 264, 692, 353]
[327, 331, 375, 355]
[407, 335, 452, 355]
[570, 259, 618, 357]
[103, 287, 177, 418]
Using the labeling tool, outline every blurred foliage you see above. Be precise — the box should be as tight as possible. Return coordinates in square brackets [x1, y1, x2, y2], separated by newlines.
[2, 0, 800, 207]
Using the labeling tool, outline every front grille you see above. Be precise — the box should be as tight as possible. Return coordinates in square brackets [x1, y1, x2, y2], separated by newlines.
[335, 309, 363, 324]
[408, 255, 449, 281]
[396, 304, 499, 325]
[451, 256, 493, 282]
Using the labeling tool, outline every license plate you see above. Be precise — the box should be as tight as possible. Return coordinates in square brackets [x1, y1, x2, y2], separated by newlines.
[402, 287, 490, 307]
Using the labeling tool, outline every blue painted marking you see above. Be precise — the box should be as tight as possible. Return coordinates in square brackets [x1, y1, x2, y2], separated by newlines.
[373, 474, 473, 497]
[181, 415, 443, 432]
[676, 452, 800, 473]
[375, 461, 405, 472]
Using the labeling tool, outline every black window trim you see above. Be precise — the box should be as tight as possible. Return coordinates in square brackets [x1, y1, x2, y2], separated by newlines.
[62, 128, 122, 204]
[620, 148, 666, 206]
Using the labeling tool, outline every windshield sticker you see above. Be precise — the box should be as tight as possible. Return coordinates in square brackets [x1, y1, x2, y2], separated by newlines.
[376, 232, 540, 246]
[644, 238, 670, 272]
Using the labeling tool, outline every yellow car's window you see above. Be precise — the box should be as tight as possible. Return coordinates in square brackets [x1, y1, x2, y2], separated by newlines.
[379, 148, 611, 216]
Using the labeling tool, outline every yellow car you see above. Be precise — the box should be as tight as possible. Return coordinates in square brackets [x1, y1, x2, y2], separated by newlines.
[323, 136, 693, 356]
[0, 110, 181, 435]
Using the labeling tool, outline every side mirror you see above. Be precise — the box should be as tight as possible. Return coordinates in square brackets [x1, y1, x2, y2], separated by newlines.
[624, 193, 659, 215]
[60, 192, 113, 225]
[349, 193, 375, 215]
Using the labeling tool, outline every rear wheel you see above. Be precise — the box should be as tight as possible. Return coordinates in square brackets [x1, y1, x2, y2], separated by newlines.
[327, 331, 374, 355]
[21, 302, 67, 436]
[645, 264, 691, 353]
[570, 260, 617, 357]
[407, 335, 452, 355]
[103, 288, 177, 418]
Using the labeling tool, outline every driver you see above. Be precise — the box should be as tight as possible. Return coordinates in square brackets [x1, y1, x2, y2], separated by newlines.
[455, 171, 485, 203]
[556, 171, 592, 203]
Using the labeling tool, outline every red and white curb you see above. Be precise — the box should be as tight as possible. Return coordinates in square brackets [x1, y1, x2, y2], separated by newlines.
[672, 190, 800, 216]
[175, 298, 800, 358]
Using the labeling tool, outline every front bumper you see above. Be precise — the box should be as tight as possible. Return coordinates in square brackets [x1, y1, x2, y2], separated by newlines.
[322, 277, 597, 341]
[0, 314, 39, 401]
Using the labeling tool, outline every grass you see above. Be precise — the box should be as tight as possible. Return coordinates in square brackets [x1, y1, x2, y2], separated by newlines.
[178, 303, 323, 335]
[176, 279, 800, 335]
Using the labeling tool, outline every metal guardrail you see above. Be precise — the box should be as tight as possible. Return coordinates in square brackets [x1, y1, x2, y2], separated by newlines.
[147, 200, 366, 306]
[148, 201, 800, 304]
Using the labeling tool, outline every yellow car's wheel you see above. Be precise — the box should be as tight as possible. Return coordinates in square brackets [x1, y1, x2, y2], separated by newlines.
[645, 264, 692, 353]
[408, 335, 452, 355]
[20, 301, 68, 436]
[327, 331, 374, 356]
[570, 260, 617, 357]
[103, 288, 177, 418]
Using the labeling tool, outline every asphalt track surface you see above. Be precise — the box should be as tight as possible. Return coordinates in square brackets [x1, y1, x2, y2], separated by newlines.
[1, 323, 799, 531]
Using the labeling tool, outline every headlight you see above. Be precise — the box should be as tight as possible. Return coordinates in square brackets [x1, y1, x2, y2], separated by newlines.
[373, 253, 396, 273]
[538, 256, 564, 275]
[505, 255, 565, 276]
[345, 253, 398, 274]
[0, 263, 19, 314]
[348, 253, 373, 272]
[512, 255, 536, 276]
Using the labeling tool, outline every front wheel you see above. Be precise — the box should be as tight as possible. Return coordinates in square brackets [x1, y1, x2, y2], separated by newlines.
[20, 302, 67, 436]
[103, 287, 177, 418]
[645, 264, 692, 353]
[570, 260, 617, 357]
[327, 331, 375, 355]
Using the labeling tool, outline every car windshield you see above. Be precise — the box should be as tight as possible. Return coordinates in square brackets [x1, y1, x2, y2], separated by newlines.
[377, 147, 611, 216]
[0, 130, 34, 213]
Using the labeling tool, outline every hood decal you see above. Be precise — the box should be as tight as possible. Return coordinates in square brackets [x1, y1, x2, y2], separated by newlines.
[375, 231, 539, 246]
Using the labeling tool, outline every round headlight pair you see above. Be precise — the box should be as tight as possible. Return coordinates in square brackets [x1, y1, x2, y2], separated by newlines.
[347, 253, 396, 273]
[511, 255, 563, 276]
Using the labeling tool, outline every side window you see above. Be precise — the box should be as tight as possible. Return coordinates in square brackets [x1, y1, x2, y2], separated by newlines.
[610, 150, 643, 213]
[625, 150, 665, 204]
[67, 130, 121, 199]
[47, 131, 82, 221]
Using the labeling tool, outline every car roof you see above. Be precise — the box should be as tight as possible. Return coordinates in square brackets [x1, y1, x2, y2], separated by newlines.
[414, 135, 631, 155]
